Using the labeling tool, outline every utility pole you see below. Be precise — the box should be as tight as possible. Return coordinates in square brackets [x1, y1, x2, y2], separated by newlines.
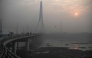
[16, 23, 19, 34]
[26, 23, 28, 33]
[23, 25, 24, 33]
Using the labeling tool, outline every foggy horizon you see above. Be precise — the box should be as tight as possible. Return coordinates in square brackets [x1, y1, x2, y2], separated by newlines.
[0, 1, 92, 58]
[0, 0, 92, 34]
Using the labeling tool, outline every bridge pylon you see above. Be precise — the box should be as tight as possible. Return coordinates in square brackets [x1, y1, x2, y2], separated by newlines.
[35, 1, 45, 34]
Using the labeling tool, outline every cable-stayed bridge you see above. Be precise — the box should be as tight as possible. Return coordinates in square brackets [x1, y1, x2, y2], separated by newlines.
[0, 1, 45, 58]
[35, 1, 45, 34]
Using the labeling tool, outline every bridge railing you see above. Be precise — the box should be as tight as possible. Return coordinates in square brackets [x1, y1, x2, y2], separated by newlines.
[0, 42, 20, 58]
[0, 34, 31, 58]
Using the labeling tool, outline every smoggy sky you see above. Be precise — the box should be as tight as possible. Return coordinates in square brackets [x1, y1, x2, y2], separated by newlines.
[0, 0, 92, 34]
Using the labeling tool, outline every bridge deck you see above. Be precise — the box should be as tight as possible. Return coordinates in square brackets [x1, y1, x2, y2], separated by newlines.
[0, 34, 38, 58]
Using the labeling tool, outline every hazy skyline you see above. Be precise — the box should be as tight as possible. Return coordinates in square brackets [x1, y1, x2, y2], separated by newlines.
[0, 0, 92, 34]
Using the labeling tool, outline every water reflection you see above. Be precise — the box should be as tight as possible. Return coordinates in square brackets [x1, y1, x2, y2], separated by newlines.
[39, 38, 92, 51]
[73, 44, 78, 50]
[17, 38, 92, 51]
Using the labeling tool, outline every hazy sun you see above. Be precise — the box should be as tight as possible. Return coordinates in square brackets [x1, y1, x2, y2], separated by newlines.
[75, 13, 78, 15]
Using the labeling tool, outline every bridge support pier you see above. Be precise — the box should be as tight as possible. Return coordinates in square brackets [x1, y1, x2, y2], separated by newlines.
[26, 39, 29, 51]
[33, 37, 35, 46]
[34, 37, 37, 45]
[12, 41, 17, 54]
[17, 42, 18, 50]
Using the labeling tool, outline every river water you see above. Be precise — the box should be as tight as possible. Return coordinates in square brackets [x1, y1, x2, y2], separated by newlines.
[18, 34, 92, 51]
[39, 38, 92, 51]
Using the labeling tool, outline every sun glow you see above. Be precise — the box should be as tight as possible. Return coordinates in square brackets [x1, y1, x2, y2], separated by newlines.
[75, 13, 78, 15]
